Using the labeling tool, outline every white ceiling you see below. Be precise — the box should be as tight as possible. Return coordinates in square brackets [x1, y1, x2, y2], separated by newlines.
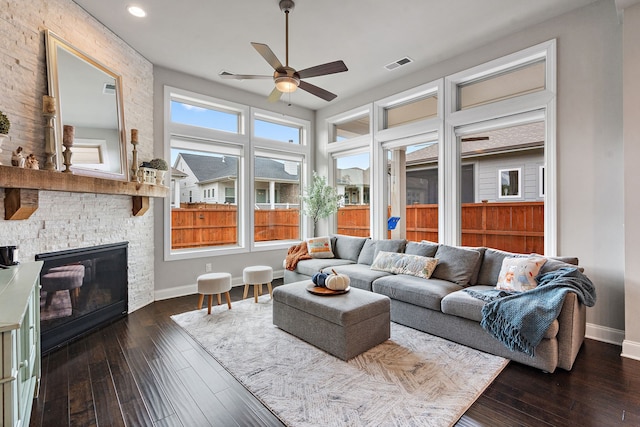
[72, 0, 598, 110]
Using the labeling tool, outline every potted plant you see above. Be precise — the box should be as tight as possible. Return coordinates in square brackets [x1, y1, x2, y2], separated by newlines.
[0, 111, 10, 165]
[301, 171, 343, 236]
[149, 158, 169, 185]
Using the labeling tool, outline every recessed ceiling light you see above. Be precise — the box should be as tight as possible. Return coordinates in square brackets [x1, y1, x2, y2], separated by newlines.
[127, 5, 146, 18]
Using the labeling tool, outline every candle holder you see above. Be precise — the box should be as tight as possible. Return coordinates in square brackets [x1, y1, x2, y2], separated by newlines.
[62, 125, 74, 173]
[43, 95, 57, 171]
[130, 129, 139, 182]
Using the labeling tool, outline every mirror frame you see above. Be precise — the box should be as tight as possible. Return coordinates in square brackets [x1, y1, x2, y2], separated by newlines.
[45, 29, 129, 181]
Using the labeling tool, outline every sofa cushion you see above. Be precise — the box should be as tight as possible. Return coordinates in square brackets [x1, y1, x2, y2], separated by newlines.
[477, 248, 524, 286]
[372, 274, 463, 311]
[323, 263, 392, 292]
[306, 236, 334, 259]
[441, 285, 495, 322]
[539, 257, 580, 275]
[463, 246, 487, 286]
[357, 239, 407, 265]
[405, 241, 439, 257]
[332, 235, 368, 262]
[496, 255, 547, 292]
[432, 245, 482, 287]
[441, 286, 559, 339]
[370, 251, 438, 279]
[294, 258, 354, 277]
[357, 239, 377, 265]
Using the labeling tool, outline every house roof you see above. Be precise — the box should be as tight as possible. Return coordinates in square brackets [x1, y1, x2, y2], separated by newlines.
[405, 121, 544, 165]
[177, 153, 299, 183]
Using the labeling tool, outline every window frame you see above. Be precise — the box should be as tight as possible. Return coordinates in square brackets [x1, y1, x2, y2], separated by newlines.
[163, 86, 311, 260]
[498, 167, 523, 199]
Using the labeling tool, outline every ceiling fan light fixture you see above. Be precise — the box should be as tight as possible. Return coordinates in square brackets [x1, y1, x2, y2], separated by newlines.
[275, 75, 300, 93]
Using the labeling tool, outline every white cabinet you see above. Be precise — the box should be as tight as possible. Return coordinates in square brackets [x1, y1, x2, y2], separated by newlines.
[0, 262, 43, 427]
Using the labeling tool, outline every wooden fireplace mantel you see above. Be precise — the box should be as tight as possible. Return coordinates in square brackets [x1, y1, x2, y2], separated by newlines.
[0, 165, 168, 220]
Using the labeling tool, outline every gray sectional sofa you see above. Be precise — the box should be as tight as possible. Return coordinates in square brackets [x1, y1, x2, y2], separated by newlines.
[284, 234, 590, 373]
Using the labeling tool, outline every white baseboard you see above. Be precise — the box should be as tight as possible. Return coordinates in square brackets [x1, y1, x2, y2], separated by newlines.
[154, 269, 284, 301]
[622, 340, 640, 361]
[585, 323, 625, 345]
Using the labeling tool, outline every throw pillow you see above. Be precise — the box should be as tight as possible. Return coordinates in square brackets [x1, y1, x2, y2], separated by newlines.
[357, 240, 377, 265]
[496, 255, 548, 292]
[370, 251, 438, 279]
[331, 234, 369, 262]
[431, 245, 482, 287]
[306, 236, 334, 259]
[405, 241, 439, 257]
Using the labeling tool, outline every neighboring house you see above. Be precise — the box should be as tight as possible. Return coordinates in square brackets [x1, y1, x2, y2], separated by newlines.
[173, 153, 300, 208]
[336, 122, 544, 205]
[170, 167, 188, 207]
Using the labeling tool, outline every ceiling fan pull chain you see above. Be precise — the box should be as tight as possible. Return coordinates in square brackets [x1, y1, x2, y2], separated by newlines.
[285, 9, 289, 67]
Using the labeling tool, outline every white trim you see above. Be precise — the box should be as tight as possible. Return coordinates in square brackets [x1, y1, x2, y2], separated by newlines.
[586, 323, 625, 345]
[326, 104, 373, 144]
[622, 340, 640, 361]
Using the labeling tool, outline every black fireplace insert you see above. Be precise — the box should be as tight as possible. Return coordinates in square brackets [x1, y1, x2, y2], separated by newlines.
[36, 242, 128, 354]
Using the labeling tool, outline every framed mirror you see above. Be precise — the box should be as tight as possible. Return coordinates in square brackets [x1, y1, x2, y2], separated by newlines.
[45, 30, 128, 180]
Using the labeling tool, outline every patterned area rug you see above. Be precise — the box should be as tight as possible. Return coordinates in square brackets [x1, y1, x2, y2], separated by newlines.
[172, 296, 508, 427]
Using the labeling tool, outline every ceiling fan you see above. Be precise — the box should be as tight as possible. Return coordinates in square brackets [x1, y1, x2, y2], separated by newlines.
[219, 0, 348, 102]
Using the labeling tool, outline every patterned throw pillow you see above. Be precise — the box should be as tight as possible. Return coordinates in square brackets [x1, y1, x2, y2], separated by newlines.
[496, 255, 547, 292]
[370, 251, 438, 279]
[306, 236, 334, 259]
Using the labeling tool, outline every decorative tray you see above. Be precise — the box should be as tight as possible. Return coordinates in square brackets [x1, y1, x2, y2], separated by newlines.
[306, 283, 350, 296]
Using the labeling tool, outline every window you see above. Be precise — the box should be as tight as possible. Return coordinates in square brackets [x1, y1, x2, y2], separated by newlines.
[332, 113, 370, 142]
[384, 95, 438, 129]
[457, 60, 545, 111]
[254, 119, 301, 144]
[254, 155, 301, 243]
[170, 99, 240, 133]
[539, 166, 545, 197]
[499, 168, 521, 198]
[170, 146, 241, 249]
[336, 152, 370, 237]
[165, 87, 310, 259]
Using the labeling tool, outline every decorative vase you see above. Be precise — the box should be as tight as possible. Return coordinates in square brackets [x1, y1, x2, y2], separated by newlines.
[155, 170, 167, 186]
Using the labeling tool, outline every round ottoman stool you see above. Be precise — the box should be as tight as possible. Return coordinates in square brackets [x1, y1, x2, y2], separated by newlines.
[41, 264, 86, 311]
[197, 272, 232, 314]
[243, 265, 273, 303]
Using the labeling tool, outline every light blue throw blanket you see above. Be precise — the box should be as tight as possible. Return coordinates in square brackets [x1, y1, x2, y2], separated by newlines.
[464, 267, 596, 357]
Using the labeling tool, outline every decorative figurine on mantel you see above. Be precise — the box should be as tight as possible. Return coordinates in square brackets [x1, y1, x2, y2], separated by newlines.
[62, 124, 74, 173]
[25, 154, 39, 169]
[11, 146, 25, 168]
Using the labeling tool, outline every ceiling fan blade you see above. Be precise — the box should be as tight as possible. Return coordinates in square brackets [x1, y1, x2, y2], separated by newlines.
[298, 80, 337, 102]
[219, 71, 272, 80]
[251, 42, 284, 71]
[268, 87, 283, 103]
[297, 60, 348, 79]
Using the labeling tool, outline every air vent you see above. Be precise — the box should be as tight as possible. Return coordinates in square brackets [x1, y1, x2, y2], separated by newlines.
[103, 83, 116, 95]
[384, 56, 413, 71]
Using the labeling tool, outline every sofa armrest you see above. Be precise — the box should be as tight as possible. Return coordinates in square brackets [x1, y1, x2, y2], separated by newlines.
[555, 292, 586, 370]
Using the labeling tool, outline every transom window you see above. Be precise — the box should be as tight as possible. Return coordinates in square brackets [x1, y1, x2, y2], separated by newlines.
[170, 98, 240, 133]
[384, 95, 438, 129]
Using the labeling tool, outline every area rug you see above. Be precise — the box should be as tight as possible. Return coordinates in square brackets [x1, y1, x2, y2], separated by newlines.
[172, 297, 508, 427]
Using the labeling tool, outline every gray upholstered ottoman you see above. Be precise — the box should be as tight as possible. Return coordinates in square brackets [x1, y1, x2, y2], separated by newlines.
[272, 281, 390, 360]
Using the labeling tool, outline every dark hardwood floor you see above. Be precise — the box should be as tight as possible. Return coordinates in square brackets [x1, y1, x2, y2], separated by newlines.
[30, 281, 640, 427]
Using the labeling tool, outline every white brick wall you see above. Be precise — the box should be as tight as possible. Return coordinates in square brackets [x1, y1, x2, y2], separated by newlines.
[0, 0, 156, 311]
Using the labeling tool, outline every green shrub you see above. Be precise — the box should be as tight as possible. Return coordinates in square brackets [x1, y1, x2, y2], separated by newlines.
[0, 111, 10, 134]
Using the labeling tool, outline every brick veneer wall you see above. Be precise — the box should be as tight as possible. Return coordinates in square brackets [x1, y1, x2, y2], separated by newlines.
[0, 0, 155, 311]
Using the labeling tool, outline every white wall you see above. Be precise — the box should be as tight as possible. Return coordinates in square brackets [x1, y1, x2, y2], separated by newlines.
[316, 0, 625, 336]
[622, 2, 640, 359]
[0, 0, 156, 311]
[152, 66, 314, 297]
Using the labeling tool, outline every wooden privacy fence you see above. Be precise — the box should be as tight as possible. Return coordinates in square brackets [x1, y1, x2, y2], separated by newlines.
[171, 206, 299, 249]
[172, 201, 544, 254]
[338, 202, 544, 254]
